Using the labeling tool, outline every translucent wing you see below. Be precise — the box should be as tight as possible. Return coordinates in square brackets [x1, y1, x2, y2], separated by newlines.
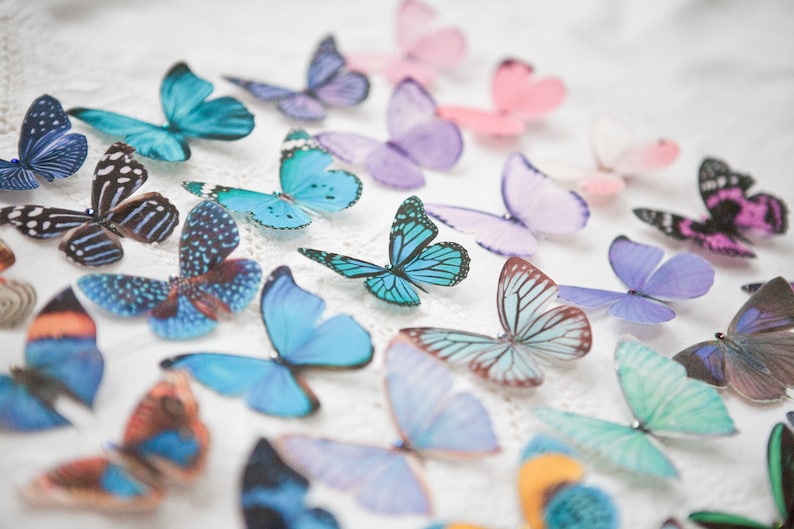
[400, 241, 469, 287]
[728, 276, 794, 335]
[0, 245, 36, 327]
[77, 274, 170, 316]
[179, 201, 241, 278]
[307, 36, 370, 108]
[365, 143, 428, 189]
[91, 142, 148, 213]
[297, 248, 386, 278]
[315, 132, 381, 165]
[0, 204, 88, 239]
[491, 59, 566, 119]
[436, 105, 526, 137]
[397, 0, 465, 69]
[389, 195, 438, 267]
[543, 485, 618, 529]
[364, 272, 422, 306]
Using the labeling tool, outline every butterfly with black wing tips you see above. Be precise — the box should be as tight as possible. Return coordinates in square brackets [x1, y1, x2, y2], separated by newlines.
[0, 142, 179, 267]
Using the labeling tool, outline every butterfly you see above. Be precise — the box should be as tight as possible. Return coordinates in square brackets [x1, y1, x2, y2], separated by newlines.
[68, 62, 255, 162]
[77, 200, 262, 340]
[742, 279, 794, 293]
[316, 77, 463, 189]
[673, 276, 794, 402]
[277, 336, 499, 515]
[436, 58, 566, 137]
[346, 0, 466, 87]
[182, 129, 362, 230]
[0, 239, 36, 327]
[0, 142, 179, 266]
[557, 235, 715, 324]
[226, 35, 369, 122]
[298, 195, 470, 306]
[534, 338, 737, 478]
[21, 371, 209, 511]
[0, 287, 102, 431]
[161, 265, 373, 417]
[689, 422, 793, 529]
[633, 157, 789, 258]
[401, 257, 591, 387]
[424, 152, 590, 257]
[241, 438, 340, 529]
[0, 94, 87, 190]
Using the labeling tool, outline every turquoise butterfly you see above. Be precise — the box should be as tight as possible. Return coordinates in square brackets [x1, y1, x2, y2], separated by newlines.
[534, 338, 737, 478]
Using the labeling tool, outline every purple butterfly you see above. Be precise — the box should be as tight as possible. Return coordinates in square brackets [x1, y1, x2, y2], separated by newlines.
[557, 235, 714, 324]
[424, 153, 589, 256]
[634, 157, 788, 258]
[316, 77, 463, 189]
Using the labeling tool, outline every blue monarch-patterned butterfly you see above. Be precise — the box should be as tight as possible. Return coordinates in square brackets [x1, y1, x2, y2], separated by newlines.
[182, 129, 362, 230]
[0, 94, 87, 190]
[68, 62, 255, 162]
[77, 200, 262, 340]
[0, 142, 179, 267]
[161, 265, 373, 417]
[298, 195, 470, 306]
[402, 257, 591, 386]
[225, 35, 369, 122]
[0, 287, 103, 431]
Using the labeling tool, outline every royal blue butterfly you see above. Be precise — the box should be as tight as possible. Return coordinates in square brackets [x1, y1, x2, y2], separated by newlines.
[78, 200, 262, 340]
[182, 129, 362, 230]
[0, 95, 87, 190]
[0, 287, 103, 431]
[226, 35, 369, 121]
[161, 265, 373, 417]
[299, 195, 470, 306]
[68, 62, 255, 162]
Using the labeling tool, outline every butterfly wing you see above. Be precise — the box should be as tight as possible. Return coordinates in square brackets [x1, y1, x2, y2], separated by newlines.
[397, 0, 466, 69]
[590, 115, 679, 177]
[308, 36, 370, 109]
[0, 265, 36, 328]
[436, 105, 526, 136]
[179, 200, 241, 278]
[543, 485, 619, 529]
[78, 274, 170, 316]
[688, 513, 770, 529]
[491, 59, 566, 119]
[0, 204, 88, 240]
[298, 248, 386, 278]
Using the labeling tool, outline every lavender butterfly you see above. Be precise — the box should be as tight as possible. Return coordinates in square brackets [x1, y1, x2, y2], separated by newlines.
[424, 153, 589, 256]
[557, 236, 715, 324]
[316, 77, 463, 189]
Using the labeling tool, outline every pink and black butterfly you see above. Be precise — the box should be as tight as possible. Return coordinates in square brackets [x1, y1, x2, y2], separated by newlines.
[0, 142, 179, 267]
[634, 158, 788, 258]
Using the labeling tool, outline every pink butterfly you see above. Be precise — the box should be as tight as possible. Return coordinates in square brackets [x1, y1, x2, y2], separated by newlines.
[436, 58, 566, 137]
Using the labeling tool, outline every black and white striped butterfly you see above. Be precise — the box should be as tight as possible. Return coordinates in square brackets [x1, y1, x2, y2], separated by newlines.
[0, 142, 179, 266]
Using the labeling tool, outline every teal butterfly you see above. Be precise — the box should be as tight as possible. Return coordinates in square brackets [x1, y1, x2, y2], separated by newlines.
[182, 129, 361, 229]
[534, 338, 737, 478]
[68, 62, 255, 162]
[298, 195, 470, 306]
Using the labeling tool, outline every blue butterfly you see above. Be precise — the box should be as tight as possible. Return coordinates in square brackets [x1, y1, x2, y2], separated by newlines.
[182, 129, 362, 229]
[77, 200, 262, 340]
[241, 438, 340, 529]
[0, 287, 103, 431]
[225, 35, 370, 121]
[0, 95, 87, 190]
[161, 265, 373, 417]
[299, 195, 470, 306]
[68, 62, 255, 162]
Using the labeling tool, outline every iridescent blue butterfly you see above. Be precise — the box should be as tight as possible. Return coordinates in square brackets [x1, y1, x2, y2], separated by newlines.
[0, 95, 87, 190]
[161, 265, 373, 417]
[182, 129, 362, 230]
[241, 438, 340, 529]
[68, 62, 255, 162]
[0, 287, 103, 431]
[225, 35, 369, 121]
[77, 200, 262, 340]
[299, 195, 470, 306]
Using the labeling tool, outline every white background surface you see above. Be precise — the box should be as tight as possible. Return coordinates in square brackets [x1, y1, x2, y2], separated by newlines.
[1, 0, 793, 528]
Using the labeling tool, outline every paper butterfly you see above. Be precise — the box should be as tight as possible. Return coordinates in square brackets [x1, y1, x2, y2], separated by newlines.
[424, 153, 589, 257]
[0, 287, 102, 431]
[689, 422, 792, 529]
[241, 438, 340, 529]
[742, 279, 794, 293]
[436, 58, 566, 137]
[557, 235, 715, 324]
[21, 371, 209, 511]
[673, 276, 794, 402]
[0, 142, 179, 266]
[182, 129, 362, 230]
[161, 265, 373, 417]
[316, 77, 463, 189]
[277, 336, 499, 515]
[68, 62, 255, 162]
[401, 257, 591, 387]
[534, 338, 736, 478]
[0, 94, 87, 190]
[226, 35, 369, 122]
[346, 0, 466, 86]
[634, 158, 789, 258]
[78, 200, 262, 339]
[0, 239, 36, 327]
[299, 195, 470, 306]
